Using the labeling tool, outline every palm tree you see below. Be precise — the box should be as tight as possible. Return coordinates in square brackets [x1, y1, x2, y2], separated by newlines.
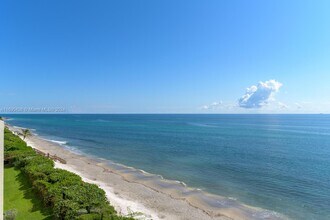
[22, 129, 31, 140]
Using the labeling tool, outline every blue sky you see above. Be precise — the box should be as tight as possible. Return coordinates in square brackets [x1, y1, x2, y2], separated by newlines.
[1, 0, 330, 113]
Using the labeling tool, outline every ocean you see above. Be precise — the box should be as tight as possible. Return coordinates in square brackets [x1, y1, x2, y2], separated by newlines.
[5, 114, 330, 219]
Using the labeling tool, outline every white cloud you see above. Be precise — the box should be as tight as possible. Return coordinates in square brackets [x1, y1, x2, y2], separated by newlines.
[238, 80, 282, 108]
[278, 102, 289, 109]
[201, 101, 223, 110]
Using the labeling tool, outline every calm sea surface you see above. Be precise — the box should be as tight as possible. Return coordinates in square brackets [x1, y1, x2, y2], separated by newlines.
[5, 114, 330, 219]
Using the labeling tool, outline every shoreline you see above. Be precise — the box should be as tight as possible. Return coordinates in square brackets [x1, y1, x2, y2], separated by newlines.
[7, 124, 287, 220]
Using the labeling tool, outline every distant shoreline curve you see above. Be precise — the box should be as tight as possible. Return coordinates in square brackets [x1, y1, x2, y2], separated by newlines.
[6, 122, 287, 220]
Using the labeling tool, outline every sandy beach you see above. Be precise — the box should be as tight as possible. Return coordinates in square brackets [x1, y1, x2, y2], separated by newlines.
[7, 125, 286, 220]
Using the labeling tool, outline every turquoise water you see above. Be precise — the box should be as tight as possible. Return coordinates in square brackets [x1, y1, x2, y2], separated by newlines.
[6, 114, 330, 219]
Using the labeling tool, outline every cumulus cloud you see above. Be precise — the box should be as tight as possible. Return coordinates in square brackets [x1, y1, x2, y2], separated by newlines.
[202, 101, 223, 110]
[238, 80, 282, 108]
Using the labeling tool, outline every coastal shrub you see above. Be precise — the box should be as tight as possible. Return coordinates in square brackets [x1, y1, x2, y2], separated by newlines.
[78, 213, 100, 220]
[78, 213, 134, 220]
[49, 169, 82, 184]
[4, 128, 133, 220]
[53, 200, 80, 220]
[4, 128, 35, 164]
[70, 183, 108, 213]
[4, 149, 35, 165]
[32, 179, 52, 203]
[4, 129, 27, 151]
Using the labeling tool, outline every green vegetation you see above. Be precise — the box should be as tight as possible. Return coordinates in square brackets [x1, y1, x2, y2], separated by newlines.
[4, 166, 53, 220]
[4, 128, 133, 220]
[21, 128, 31, 140]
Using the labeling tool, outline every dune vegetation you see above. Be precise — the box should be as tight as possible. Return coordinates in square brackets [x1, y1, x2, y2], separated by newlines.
[4, 127, 133, 220]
